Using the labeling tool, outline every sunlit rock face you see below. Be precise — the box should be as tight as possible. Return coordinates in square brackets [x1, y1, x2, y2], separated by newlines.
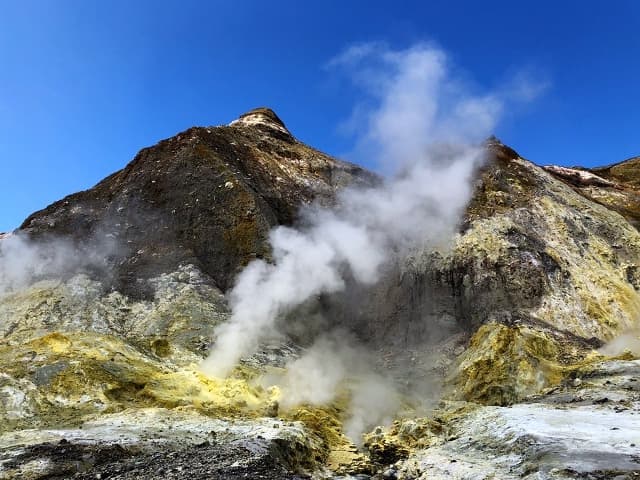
[545, 156, 640, 229]
[437, 143, 640, 404]
[228, 106, 292, 136]
[1, 110, 640, 478]
[331, 140, 640, 406]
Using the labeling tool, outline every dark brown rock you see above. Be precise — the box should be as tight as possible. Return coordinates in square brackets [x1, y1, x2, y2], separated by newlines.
[18, 109, 375, 297]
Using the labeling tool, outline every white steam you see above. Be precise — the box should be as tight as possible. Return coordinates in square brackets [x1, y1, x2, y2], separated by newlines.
[200, 140, 485, 378]
[333, 42, 502, 171]
[202, 43, 538, 438]
[277, 332, 400, 441]
[0, 232, 114, 297]
[599, 330, 640, 357]
[202, 43, 498, 375]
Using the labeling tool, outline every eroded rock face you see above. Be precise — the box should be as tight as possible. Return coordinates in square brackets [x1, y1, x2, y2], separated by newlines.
[545, 156, 640, 229]
[0, 266, 227, 359]
[327, 142, 640, 406]
[447, 147, 640, 404]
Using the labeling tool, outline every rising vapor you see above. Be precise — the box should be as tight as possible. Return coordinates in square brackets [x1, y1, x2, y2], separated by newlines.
[202, 42, 540, 437]
[0, 233, 109, 297]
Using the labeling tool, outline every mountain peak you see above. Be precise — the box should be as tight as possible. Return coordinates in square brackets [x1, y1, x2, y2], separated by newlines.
[18, 108, 373, 297]
[228, 107, 291, 135]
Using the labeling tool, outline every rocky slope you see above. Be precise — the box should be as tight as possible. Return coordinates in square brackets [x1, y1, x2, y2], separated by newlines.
[18, 107, 375, 297]
[1, 109, 639, 479]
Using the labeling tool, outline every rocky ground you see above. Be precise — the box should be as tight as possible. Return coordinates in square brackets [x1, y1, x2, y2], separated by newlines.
[0, 409, 320, 479]
[3, 357, 637, 479]
[382, 358, 640, 479]
[9, 442, 310, 480]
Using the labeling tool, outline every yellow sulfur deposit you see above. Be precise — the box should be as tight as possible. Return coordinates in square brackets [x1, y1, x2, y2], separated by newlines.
[0, 329, 364, 470]
[452, 322, 593, 405]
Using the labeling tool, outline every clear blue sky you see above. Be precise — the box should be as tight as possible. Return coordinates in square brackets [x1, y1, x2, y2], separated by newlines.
[1, 1, 639, 232]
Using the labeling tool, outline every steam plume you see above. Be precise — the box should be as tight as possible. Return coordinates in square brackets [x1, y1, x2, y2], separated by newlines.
[202, 43, 542, 437]
[202, 43, 499, 377]
[0, 232, 115, 297]
[277, 331, 401, 440]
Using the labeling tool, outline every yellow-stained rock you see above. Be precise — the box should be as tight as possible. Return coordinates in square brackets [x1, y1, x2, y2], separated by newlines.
[453, 323, 566, 405]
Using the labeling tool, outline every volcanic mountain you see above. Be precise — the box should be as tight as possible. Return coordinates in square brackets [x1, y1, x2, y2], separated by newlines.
[1, 109, 639, 479]
[19, 107, 375, 297]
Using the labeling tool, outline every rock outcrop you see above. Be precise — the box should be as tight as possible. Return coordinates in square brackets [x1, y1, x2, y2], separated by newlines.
[1, 109, 640, 478]
[376, 358, 640, 479]
[442, 143, 640, 404]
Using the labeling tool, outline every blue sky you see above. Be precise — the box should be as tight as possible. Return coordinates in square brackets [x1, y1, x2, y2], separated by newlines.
[1, 1, 639, 231]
